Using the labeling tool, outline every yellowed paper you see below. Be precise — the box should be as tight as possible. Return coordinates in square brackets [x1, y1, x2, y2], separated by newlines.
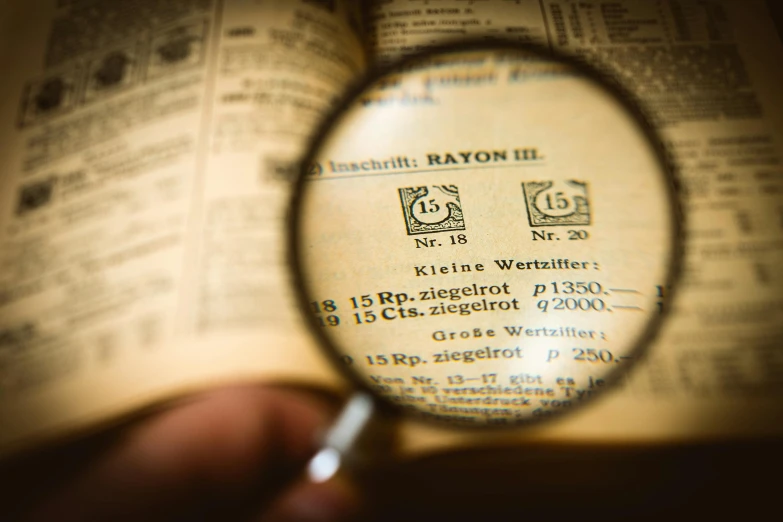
[0, 0, 781, 458]
[0, 0, 363, 455]
[368, 0, 783, 453]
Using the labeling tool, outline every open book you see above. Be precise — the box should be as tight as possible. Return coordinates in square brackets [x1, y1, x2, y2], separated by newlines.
[1, 0, 782, 458]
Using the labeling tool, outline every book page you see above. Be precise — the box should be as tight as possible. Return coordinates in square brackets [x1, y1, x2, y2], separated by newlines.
[2, 0, 781, 460]
[364, 0, 783, 453]
[0, 0, 364, 456]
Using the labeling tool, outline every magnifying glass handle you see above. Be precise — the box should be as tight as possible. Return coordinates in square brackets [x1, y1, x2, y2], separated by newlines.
[307, 392, 377, 483]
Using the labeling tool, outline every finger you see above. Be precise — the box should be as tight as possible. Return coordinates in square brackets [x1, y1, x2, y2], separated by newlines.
[23, 385, 340, 522]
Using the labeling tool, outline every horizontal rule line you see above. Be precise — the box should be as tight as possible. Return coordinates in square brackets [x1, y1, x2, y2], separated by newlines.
[306, 162, 547, 181]
[613, 306, 644, 311]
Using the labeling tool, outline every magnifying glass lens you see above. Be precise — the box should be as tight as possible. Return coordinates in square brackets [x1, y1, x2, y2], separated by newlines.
[292, 46, 678, 427]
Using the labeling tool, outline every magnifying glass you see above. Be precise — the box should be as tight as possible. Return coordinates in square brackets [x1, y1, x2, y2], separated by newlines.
[288, 41, 682, 482]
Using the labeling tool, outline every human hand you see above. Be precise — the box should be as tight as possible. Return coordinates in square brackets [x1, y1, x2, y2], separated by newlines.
[1, 386, 360, 522]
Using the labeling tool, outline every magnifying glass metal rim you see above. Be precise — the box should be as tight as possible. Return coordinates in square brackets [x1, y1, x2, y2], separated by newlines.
[288, 39, 685, 430]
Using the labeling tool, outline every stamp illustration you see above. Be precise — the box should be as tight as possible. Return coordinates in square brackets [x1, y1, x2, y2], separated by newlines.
[18, 17, 210, 129]
[18, 69, 80, 127]
[16, 178, 57, 216]
[399, 185, 465, 235]
[83, 44, 141, 103]
[147, 21, 207, 79]
[522, 180, 591, 227]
